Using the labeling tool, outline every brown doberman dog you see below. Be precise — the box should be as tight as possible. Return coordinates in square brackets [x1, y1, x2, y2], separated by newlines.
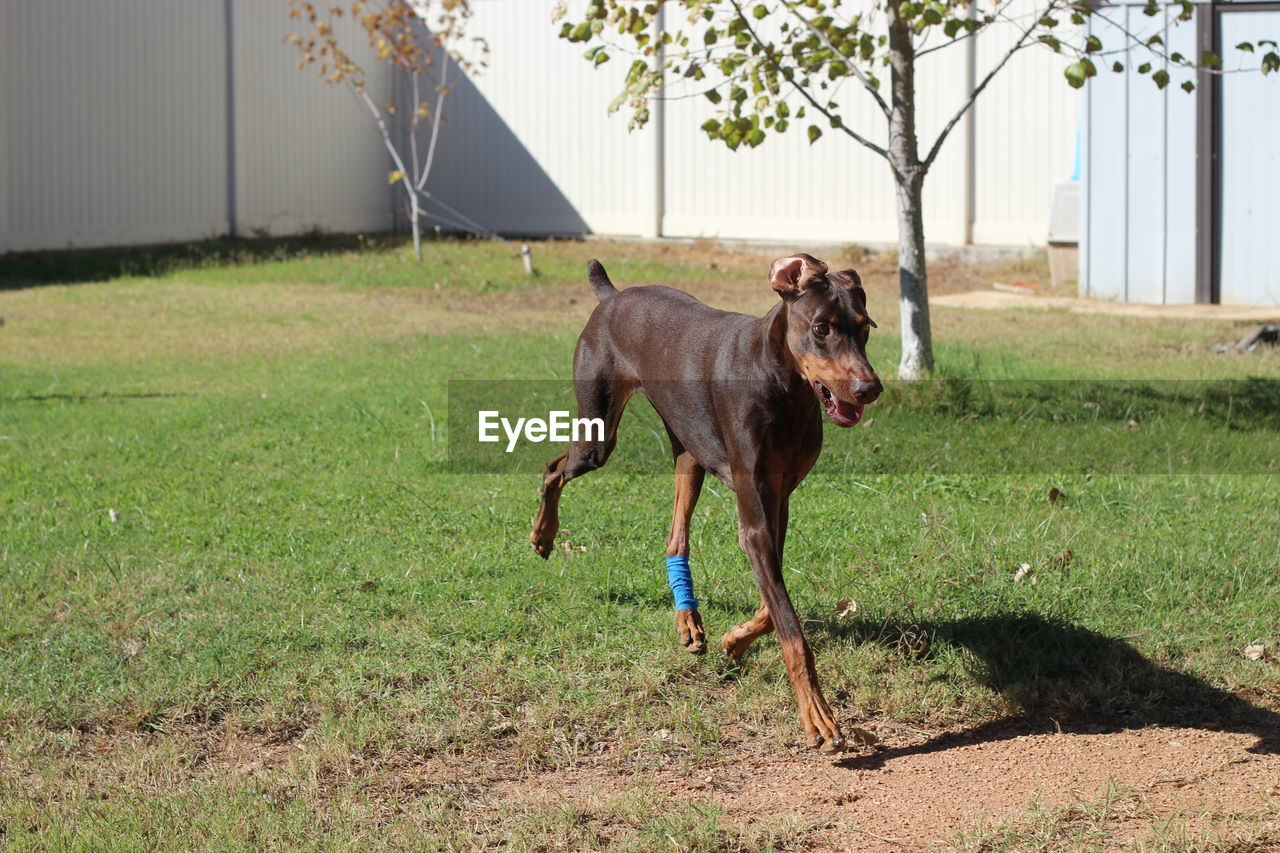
[530, 253, 882, 753]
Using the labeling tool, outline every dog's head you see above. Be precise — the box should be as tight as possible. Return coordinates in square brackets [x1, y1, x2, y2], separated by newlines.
[769, 253, 882, 427]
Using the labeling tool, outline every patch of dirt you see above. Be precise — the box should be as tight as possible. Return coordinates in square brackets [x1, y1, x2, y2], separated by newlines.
[933, 290, 1280, 322]
[481, 722, 1280, 851]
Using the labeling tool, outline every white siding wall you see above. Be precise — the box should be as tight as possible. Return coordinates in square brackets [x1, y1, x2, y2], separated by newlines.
[1080, 5, 1198, 304]
[441, 0, 1078, 247]
[1, 0, 1077, 252]
[1217, 9, 1280, 307]
[972, 7, 1080, 245]
[3, 0, 229, 251]
[233, 3, 393, 237]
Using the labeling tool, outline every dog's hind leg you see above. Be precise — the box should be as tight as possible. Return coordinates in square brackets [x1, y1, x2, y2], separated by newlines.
[666, 450, 707, 654]
[530, 374, 633, 558]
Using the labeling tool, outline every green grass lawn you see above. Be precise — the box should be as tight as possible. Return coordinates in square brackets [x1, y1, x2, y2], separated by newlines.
[1, 236, 1278, 850]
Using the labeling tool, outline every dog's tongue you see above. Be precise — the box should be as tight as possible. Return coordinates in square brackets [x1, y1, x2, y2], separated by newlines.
[826, 396, 863, 428]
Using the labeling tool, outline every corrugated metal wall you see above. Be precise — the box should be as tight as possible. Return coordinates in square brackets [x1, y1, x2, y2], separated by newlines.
[1217, 9, 1280, 307]
[233, 3, 393, 237]
[3, 0, 229, 251]
[1080, 4, 1198, 304]
[1, 0, 1077, 253]
[0, 0, 391, 253]
[429, 0, 1077, 247]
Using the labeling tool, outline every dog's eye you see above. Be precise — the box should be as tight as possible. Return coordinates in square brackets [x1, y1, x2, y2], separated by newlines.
[812, 322, 830, 337]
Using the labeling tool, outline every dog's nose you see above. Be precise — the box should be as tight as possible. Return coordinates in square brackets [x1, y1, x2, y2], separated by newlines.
[853, 377, 882, 404]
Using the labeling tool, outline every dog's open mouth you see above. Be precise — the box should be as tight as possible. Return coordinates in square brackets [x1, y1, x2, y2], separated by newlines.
[813, 381, 864, 428]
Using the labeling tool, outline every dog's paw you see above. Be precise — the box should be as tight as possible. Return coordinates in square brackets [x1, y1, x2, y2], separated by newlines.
[529, 531, 555, 559]
[675, 609, 706, 655]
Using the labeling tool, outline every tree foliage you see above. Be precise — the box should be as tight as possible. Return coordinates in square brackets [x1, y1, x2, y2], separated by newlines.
[556, 0, 1278, 160]
[286, 1, 490, 258]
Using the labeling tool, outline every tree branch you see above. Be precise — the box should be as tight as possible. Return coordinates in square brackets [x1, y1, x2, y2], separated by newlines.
[418, 53, 450, 191]
[922, 0, 1048, 170]
[784, 2, 891, 119]
[729, 0, 890, 161]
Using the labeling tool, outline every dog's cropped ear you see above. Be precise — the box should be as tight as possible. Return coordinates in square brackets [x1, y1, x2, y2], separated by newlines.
[769, 253, 829, 298]
[831, 268, 863, 291]
[831, 269, 877, 327]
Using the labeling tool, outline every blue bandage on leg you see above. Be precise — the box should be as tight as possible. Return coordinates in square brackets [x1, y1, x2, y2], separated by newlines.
[666, 555, 698, 611]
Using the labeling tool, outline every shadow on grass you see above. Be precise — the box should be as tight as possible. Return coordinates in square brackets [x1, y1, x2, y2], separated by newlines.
[816, 612, 1280, 764]
[0, 232, 404, 289]
[10, 391, 195, 403]
[886, 376, 1280, 431]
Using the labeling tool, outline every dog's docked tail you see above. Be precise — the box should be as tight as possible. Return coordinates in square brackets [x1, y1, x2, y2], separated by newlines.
[587, 259, 618, 301]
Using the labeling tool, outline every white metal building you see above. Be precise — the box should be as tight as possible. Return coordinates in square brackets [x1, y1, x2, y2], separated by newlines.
[0, 1, 1077, 256]
[1080, 1, 1280, 306]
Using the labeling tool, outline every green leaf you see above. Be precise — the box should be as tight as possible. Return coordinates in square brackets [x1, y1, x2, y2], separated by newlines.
[807, 124, 822, 144]
[1201, 51, 1221, 68]
[1112, 61, 1124, 72]
[746, 128, 766, 147]
[923, 2, 944, 24]
[1084, 35, 1102, 53]
[569, 22, 591, 42]
[594, 50, 610, 67]
[705, 88, 722, 104]
[776, 101, 790, 118]
[796, 106, 806, 118]
[944, 18, 961, 38]
[1152, 69, 1170, 89]
[752, 3, 768, 19]
[704, 28, 717, 46]
[1142, 1, 1159, 15]
[1064, 61, 1088, 89]
[701, 118, 721, 134]
[1146, 34, 1163, 47]
[1039, 34, 1061, 52]
[900, 2, 921, 20]
[1039, 14, 1058, 27]
[1181, 80, 1195, 92]
[1237, 42, 1255, 53]
[1263, 51, 1280, 74]
[1138, 62, 1152, 74]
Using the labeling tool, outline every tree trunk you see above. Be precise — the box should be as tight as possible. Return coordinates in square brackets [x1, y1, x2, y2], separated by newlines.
[408, 190, 423, 262]
[886, 0, 935, 380]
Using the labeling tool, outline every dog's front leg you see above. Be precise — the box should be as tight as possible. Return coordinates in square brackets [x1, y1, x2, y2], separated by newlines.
[735, 479, 846, 753]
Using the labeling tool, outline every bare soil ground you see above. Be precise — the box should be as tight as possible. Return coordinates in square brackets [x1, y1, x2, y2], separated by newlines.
[472, 721, 1280, 851]
[933, 290, 1280, 322]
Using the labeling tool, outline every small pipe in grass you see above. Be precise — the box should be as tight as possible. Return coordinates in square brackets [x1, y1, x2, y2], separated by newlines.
[521, 244, 537, 276]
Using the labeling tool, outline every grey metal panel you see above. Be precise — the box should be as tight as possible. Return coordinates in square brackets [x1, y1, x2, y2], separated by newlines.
[1083, 14, 1128, 300]
[1081, 4, 1200, 303]
[423, 0, 652, 238]
[0, 0, 9, 254]
[1164, 20, 1199, 304]
[971, 0, 1079, 246]
[4, 0, 228, 250]
[1217, 10, 1280, 306]
[1125, 3, 1169, 304]
[232, 2, 393, 237]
